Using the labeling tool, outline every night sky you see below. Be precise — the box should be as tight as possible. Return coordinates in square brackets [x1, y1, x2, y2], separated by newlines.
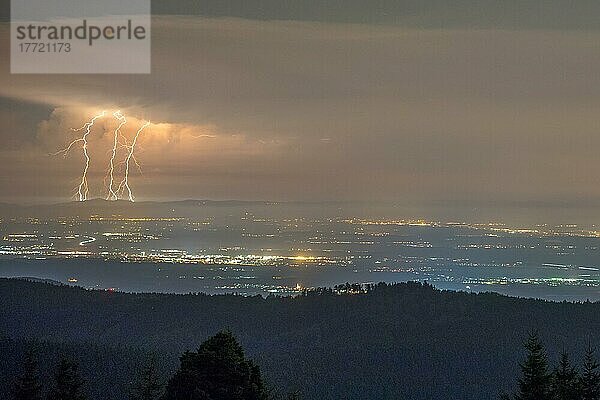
[1, 0, 600, 207]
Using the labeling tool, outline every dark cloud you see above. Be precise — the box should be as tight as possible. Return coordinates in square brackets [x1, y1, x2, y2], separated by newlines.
[0, 96, 52, 148]
[3, 0, 600, 28]
[1, 17, 600, 207]
[149, 0, 600, 29]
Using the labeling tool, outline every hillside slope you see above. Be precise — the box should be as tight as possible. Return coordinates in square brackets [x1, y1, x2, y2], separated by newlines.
[0, 279, 598, 399]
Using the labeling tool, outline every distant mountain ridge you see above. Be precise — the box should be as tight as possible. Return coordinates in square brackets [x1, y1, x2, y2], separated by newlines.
[0, 199, 282, 218]
[0, 198, 370, 218]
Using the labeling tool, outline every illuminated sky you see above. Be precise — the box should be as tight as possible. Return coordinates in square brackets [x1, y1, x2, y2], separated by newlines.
[2, 1, 600, 207]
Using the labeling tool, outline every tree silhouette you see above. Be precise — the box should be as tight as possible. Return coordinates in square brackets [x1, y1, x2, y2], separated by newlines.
[13, 347, 42, 400]
[47, 357, 87, 400]
[130, 354, 163, 400]
[286, 392, 301, 400]
[515, 332, 552, 400]
[162, 330, 268, 400]
[551, 352, 581, 400]
[581, 346, 600, 400]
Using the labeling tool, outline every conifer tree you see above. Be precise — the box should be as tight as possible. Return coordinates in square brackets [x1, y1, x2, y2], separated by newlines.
[47, 357, 87, 400]
[581, 346, 600, 400]
[162, 330, 268, 400]
[551, 352, 581, 400]
[515, 332, 552, 400]
[286, 392, 301, 400]
[130, 354, 163, 400]
[13, 348, 42, 400]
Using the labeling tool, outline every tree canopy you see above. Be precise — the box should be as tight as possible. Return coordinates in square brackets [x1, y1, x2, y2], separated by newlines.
[162, 331, 268, 400]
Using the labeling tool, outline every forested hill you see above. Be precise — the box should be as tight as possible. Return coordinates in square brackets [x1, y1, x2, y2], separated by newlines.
[1, 278, 599, 399]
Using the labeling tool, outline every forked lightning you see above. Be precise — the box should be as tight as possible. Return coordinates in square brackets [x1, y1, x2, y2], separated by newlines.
[53, 111, 149, 202]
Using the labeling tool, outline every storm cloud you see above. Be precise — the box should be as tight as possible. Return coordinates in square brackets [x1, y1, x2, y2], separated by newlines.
[1, 10, 600, 208]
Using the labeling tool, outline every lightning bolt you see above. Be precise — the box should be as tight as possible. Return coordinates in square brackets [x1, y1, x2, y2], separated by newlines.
[118, 120, 150, 202]
[51, 138, 85, 158]
[53, 111, 106, 201]
[107, 111, 127, 200]
[55, 110, 149, 202]
[77, 112, 107, 202]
